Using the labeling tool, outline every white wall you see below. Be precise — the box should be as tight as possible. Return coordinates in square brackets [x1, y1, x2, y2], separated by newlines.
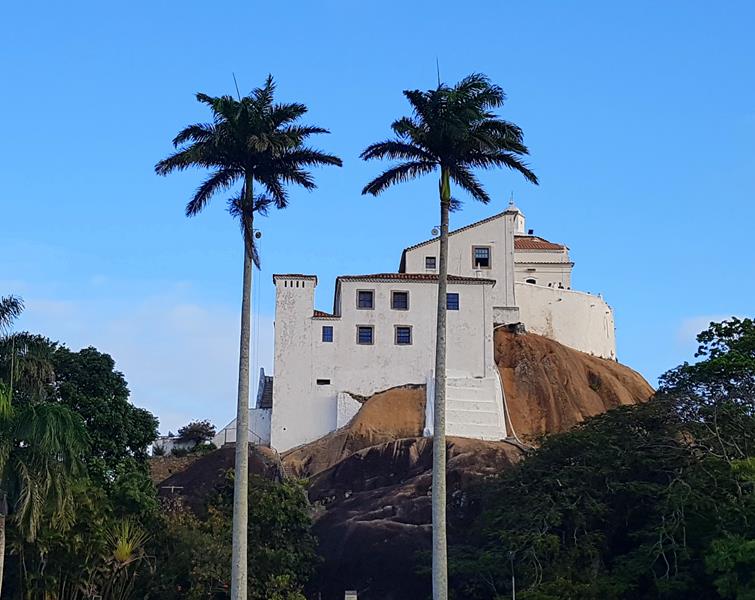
[515, 262, 572, 288]
[212, 408, 272, 447]
[515, 282, 617, 360]
[403, 214, 514, 311]
[270, 275, 495, 451]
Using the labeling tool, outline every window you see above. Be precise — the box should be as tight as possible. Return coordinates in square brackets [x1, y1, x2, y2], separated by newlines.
[391, 291, 409, 310]
[316, 378, 331, 385]
[322, 326, 333, 342]
[447, 293, 460, 310]
[526, 278, 537, 284]
[473, 246, 491, 269]
[357, 325, 374, 345]
[425, 256, 437, 270]
[357, 290, 374, 309]
[395, 326, 412, 345]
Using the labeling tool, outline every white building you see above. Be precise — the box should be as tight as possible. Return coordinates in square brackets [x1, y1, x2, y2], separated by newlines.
[220, 202, 616, 453]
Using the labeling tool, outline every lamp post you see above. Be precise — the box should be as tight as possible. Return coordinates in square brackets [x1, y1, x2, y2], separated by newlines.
[508, 550, 516, 600]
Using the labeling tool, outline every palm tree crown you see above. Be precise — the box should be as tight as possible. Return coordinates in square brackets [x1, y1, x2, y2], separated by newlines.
[155, 75, 343, 265]
[0, 297, 23, 335]
[361, 73, 538, 200]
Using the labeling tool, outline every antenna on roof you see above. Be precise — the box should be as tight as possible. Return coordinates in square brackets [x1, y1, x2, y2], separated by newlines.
[232, 72, 241, 100]
[508, 191, 515, 207]
[436, 57, 441, 87]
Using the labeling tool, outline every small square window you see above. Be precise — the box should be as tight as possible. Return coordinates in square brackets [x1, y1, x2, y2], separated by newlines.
[473, 246, 491, 269]
[447, 293, 460, 311]
[425, 256, 437, 270]
[357, 326, 374, 345]
[391, 291, 409, 310]
[395, 326, 412, 345]
[322, 326, 333, 342]
[357, 290, 374, 309]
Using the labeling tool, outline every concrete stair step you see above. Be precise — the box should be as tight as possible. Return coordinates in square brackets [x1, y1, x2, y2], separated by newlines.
[446, 399, 499, 412]
[447, 422, 506, 441]
[447, 409, 502, 426]
[446, 377, 494, 389]
[446, 389, 495, 402]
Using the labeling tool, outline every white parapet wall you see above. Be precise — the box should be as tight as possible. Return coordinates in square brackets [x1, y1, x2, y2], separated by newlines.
[212, 407, 272, 447]
[515, 282, 616, 360]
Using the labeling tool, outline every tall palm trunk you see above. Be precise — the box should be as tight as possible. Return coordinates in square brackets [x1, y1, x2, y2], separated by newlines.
[230, 175, 253, 600]
[432, 166, 451, 600]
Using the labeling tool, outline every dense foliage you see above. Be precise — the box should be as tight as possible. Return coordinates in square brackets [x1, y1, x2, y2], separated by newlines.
[145, 475, 318, 600]
[448, 318, 755, 600]
[0, 320, 320, 599]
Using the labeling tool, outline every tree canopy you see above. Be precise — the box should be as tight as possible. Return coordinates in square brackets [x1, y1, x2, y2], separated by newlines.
[447, 317, 755, 600]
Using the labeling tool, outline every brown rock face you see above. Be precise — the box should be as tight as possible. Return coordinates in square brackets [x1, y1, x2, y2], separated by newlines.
[309, 436, 521, 600]
[300, 331, 653, 599]
[283, 384, 427, 479]
[156, 445, 282, 514]
[495, 330, 654, 441]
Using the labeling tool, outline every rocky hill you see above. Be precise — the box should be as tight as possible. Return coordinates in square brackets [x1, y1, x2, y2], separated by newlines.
[286, 329, 653, 598]
[155, 329, 653, 599]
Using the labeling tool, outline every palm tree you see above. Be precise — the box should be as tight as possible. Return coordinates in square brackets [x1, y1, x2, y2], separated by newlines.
[155, 75, 342, 599]
[361, 73, 538, 600]
[0, 299, 88, 598]
[0, 297, 23, 334]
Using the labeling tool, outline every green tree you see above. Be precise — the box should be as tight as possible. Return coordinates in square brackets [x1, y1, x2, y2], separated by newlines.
[52, 345, 159, 482]
[448, 317, 755, 600]
[361, 73, 538, 600]
[178, 419, 217, 446]
[155, 75, 341, 599]
[146, 476, 318, 600]
[0, 337, 159, 483]
[0, 382, 88, 597]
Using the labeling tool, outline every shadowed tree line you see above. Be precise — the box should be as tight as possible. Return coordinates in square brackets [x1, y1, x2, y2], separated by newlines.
[445, 318, 755, 600]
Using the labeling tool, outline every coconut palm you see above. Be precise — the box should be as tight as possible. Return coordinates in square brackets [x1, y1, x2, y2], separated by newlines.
[155, 75, 341, 599]
[361, 73, 538, 600]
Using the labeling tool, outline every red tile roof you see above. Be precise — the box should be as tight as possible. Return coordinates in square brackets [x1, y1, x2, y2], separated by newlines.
[336, 273, 495, 285]
[402, 212, 508, 254]
[514, 236, 565, 251]
[398, 211, 566, 271]
[312, 310, 337, 319]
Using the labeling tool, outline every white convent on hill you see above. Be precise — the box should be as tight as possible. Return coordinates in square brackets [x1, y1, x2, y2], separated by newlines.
[213, 202, 616, 453]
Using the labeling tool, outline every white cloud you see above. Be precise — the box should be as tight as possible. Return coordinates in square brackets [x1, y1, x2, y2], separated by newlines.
[19, 291, 274, 434]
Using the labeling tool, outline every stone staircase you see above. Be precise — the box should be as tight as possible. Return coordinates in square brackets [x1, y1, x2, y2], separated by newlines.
[425, 375, 507, 441]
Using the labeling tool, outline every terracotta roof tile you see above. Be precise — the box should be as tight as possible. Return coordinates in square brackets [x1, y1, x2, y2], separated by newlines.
[514, 236, 565, 251]
[312, 310, 337, 319]
[336, 273, 495, 285]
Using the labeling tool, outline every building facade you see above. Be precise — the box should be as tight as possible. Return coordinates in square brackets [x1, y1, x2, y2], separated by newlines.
[219, 202, 616, 453]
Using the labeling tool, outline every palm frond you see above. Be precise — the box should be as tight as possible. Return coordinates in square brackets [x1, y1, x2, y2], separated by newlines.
[466, 152, 538, 184]
[448, 165, 490, 204]
[360, 140, 435, 162]
[0, 296, 23, 333]
[171, 123, 218, 147]
[362, 161, 436, 196]
[278, 148, 343, 171]
[186, 169, 241, 217]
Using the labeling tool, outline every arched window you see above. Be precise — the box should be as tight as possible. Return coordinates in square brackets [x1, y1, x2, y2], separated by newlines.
[525, 278, 537, 284]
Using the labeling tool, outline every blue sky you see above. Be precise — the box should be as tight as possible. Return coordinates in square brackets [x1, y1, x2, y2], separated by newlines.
[2, 1, 753, 433]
